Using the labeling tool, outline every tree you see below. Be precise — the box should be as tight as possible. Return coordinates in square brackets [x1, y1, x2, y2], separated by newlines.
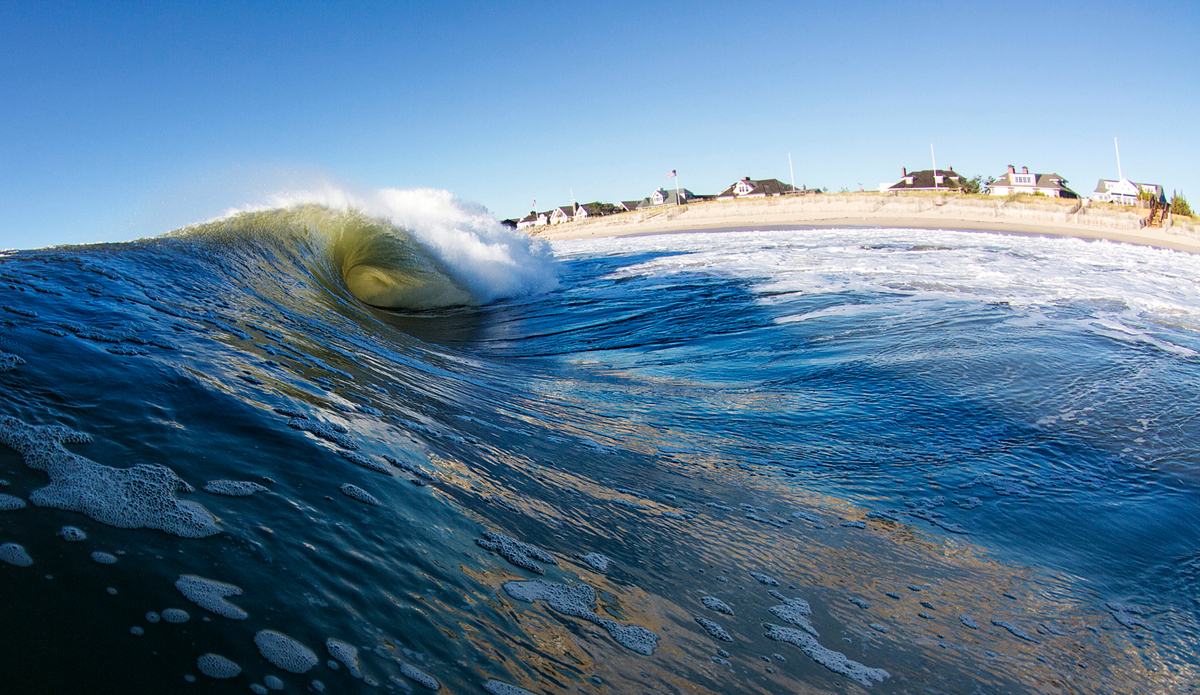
[960, 175, 994, 195]
[1171, 191, 1193, 217]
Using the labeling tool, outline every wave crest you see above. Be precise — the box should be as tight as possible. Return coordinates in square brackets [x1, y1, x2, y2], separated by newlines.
[177, 187, 557, 310]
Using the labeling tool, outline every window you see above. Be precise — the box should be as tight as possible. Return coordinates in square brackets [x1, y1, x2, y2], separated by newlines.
[736, 181, 753, 195]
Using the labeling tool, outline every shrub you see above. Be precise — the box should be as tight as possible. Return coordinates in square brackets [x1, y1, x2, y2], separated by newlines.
[1171, 191, 1192, 217]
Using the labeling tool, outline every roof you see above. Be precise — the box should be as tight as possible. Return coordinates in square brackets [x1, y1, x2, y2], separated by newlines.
[991, 170, 1078, 197]
[717, 177, 796, 198]
[1093, 178, 1161, 196]
[643, 188, 694, 206]
[886, 169, 963, 190]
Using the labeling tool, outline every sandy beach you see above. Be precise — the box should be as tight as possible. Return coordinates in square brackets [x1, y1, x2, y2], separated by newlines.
[531, 192, 1200, 254]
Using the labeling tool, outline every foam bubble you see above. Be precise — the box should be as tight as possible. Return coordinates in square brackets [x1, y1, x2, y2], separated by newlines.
[765, 624, 890, 687]
[145, 612, 161, 624]
[0, 493, 26, 510]
[203, 480, 268, 496]
[162, 608, 190, 623]
[338, 450, 393, 475]
[0, 542, 33, 566]
[197, 653, 242, 679]
[381, 454, 436, 481]
[398, 661, 440, 690]
[264, 674, 285, 690]
[250, 685, 268, 695]
[91, 551, 118, 564]
[991, 619, 1040, 643]
[0, 416, 220, 538]
[175, 575, 248, 620]
[254, 630, 318, 674]
[769, 592, 817, 637]
[0, 351, 25, 372]
[340, 483, 380, 506]
[483, 680, 537, 695]
[326, 638, 362, 678]
[130, 626, 144, 635]
[701, 595, 734, 615]
[57, 526, 86, 541]
[695, 616, 733, 642]
[1107, 602, 1149, 629]
[504, 579, 659, 655]
[287, 418, 359, 450]
[750, 572, 780, 586]
[576, 552, 611, 572]
[476, 532, 556, 574]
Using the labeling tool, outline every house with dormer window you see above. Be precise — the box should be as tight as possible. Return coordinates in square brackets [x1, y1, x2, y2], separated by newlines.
[716, 177, 796, 199]
[1093, 179, 1164, 205]
[638, 188, 694, 208]
[880, 167, 963, 192]
[988, 165, 1078, 198]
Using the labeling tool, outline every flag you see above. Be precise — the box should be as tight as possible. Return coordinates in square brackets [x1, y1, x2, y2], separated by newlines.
[532, 200, 536, 210]
[667, 170, 676, 178]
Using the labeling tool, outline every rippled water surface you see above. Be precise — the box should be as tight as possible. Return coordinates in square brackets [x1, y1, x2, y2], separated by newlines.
[1, 221, 1198, 694]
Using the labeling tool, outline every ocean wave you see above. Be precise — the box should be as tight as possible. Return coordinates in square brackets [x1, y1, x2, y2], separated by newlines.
[172, 187, 557, 310]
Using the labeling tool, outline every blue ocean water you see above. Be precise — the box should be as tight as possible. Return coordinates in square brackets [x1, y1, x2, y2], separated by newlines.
[1, 196, 1198, 693]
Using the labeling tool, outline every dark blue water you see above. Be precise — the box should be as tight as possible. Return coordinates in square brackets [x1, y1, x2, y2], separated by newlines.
[1, 212, 1197, 694]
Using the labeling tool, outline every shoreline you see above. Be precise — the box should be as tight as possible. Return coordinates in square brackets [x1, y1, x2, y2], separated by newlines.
[530, 193, 1200, 253]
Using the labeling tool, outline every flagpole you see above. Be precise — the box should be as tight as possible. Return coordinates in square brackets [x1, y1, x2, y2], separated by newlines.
[1114, 137, 1123, 181]
[788, 153, 796, 194]
[931, 143, 938, 190]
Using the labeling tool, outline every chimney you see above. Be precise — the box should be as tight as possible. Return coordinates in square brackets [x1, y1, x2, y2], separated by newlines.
[902, 167, 907, 176]
[1008, 165, 1015, 174]
[1022, 166, 1029, 174]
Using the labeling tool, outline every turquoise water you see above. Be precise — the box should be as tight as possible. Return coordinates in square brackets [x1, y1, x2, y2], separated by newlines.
[1, 202, 1198, 693]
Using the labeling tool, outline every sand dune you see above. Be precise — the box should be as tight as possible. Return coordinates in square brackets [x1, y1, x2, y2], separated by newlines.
[532, 193, 1200, 254]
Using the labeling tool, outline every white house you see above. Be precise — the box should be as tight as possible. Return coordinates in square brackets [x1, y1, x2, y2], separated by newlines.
[1093, 179, 1163, 205]
[516, 211, 548, 229]
[549, 205, 576, 225]
[988, 165, 1078, 198]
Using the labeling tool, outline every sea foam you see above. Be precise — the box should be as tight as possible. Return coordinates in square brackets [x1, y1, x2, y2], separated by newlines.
[0, 417, 220, 538]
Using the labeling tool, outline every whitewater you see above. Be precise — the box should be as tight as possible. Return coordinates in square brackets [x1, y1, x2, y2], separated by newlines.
[0, 188, 1198, 694]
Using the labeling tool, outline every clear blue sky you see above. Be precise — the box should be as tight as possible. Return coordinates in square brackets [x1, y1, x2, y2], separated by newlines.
[2, 1, 1197, 250]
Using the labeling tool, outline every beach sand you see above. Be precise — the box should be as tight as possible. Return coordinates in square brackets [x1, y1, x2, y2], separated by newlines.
[531, 193, 1200, 253]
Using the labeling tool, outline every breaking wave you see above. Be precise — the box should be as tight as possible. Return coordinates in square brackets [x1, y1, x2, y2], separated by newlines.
[171, 187, 557, 310]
